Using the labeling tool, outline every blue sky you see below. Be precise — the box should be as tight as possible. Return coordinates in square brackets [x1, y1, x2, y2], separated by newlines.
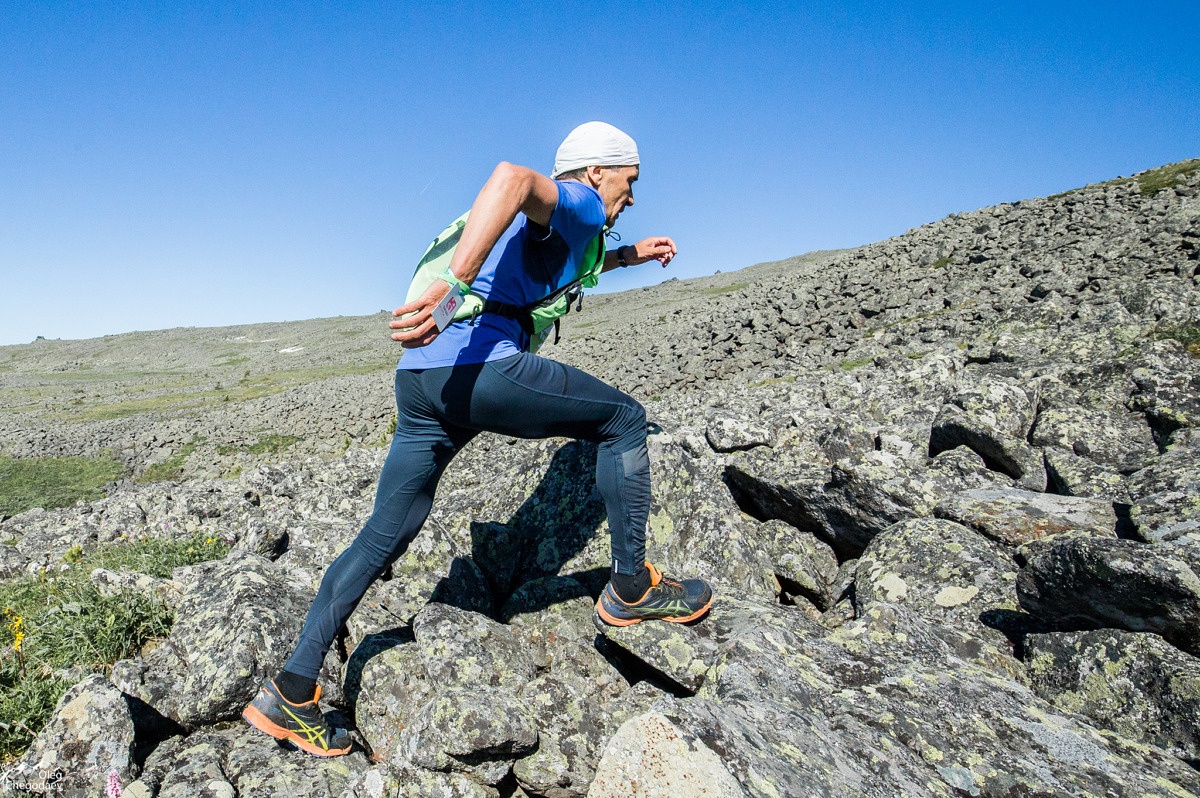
[1, 1, 1197, 346]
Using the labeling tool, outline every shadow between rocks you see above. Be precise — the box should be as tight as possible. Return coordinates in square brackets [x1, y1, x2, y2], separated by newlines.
[469, 440, 610, 609]
[978, 608, 1053, 661]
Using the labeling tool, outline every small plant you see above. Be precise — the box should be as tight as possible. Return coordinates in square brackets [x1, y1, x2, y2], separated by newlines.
[246, 434, 301, 455]
[930, 256, 954, 269]
[0, 455, 127, 518]
[0, 534, 229, 759]
[749, 375, 797, 388]
[1152, 323, 1200, 356]
[83, 533, 230, 578]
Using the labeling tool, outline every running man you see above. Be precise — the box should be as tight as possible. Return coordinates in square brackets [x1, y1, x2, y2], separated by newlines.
[243, 122, 713, 756]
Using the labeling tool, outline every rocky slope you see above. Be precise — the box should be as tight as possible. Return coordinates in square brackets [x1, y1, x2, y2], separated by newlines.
[2, 160, 1199, 797]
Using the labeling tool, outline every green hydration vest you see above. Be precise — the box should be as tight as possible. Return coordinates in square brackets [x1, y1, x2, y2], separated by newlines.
[405, 210, 606, 353]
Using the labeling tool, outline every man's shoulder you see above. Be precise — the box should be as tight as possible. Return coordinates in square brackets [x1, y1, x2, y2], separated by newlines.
[550, 181, 605, 242]
[555, 180, 603, 213]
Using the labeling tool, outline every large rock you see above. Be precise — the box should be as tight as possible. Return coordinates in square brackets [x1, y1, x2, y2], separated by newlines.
[355, 603, 539, 784]
[855, 517, 1020, 654]
[1017, 536, 1200, 656]
[1042, 445, 1132, 502]
[758, 518, 840, 610]
[595, 615, 719, 694]
[502, 577, 667, 797]
[514, 674, 660, 798]
[725, 420, 1014, 560]
[934, 486, 1118, 546]
[645, 433, 779, 602]
[131, 726, 367, 798]
[1127, 428, 1200, 542]
[111, 551, 311, 725]
[687, 601, 1200, 796]
[1026, 629, 1200, 763]
[586, 711, 746, 798]
[929, 377, 1047, 491]
[9, 675, 136, 798]
[1029, 364, 1158, 473]
[1129, 341, 1200, 436]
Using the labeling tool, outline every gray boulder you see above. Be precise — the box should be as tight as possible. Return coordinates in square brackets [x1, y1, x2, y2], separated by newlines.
[131, 726, 367, 798]
[1130, 340, 1200, 436]
[758, 518, 840, 610]
[1029, 365, 1158, 474]
[111, 551, 310, 725]
[930, 377, 1047, 491]
[1026, 629, 1200, 763]
[1017, 536, 1200, 656]
[586, 710, 747, 798]
[355, 603, 539, 785]
[1127, 428, 1200, 542]
[1043, 445, 1132, 502]
[934, 486, 1117, 546]
[9, 675, 136, 798]
[855, 517, 1021, 655]
[644, 433, 779, 602]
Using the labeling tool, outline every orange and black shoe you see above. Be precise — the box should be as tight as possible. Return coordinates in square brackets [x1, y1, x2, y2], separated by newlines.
[242, 680, 352, 757]
[595, 562, 714, 627]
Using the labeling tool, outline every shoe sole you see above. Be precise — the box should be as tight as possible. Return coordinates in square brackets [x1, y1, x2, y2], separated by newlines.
[242, 705, 352, 757]
[594, 595, 714, 627]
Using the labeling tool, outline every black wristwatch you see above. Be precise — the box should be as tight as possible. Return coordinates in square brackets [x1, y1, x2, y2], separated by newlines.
[617, 246, 630, 267]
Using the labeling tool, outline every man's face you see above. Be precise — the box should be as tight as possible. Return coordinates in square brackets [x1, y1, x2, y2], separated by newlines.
[595, 165, 639, 227]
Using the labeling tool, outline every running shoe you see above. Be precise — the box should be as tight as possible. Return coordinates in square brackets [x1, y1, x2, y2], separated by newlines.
[595, 562, 714, 627]
[242, 680, 352, 757]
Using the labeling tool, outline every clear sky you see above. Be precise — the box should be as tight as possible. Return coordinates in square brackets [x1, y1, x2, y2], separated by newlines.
[1, 1, 1197, 346]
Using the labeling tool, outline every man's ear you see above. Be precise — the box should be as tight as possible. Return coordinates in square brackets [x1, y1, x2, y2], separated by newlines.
[584, 164, 605, 188]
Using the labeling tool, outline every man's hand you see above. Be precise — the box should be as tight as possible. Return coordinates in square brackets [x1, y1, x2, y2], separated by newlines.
[605, 236, 678, 272]
[630, 236, 677, 267]
[389, 280, 454, 348]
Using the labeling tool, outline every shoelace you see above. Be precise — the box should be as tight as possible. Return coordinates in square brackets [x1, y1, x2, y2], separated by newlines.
[656, 575, 687, 598]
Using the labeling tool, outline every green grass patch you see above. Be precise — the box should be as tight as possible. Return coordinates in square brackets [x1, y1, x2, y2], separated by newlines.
[930, 256, 954, 269]
[701, 282, 749, 297]
[1152, 323, 1200, 356]
[135, 441, 199, 484]
[0, 535, 228, 759]
[216, 434, 302, 457]
[1137, 160, 1200, 196]
[0, 455, 127, 518]
[749, 375, 797, 388]
[81, 534, 230, 578]
[838, 357, 875, 372]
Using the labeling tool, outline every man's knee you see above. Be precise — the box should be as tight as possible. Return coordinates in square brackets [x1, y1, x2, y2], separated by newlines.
[610, 397, 647, 445]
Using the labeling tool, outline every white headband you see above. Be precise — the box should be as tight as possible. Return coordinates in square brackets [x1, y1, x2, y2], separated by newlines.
[552, 121, 640, 179]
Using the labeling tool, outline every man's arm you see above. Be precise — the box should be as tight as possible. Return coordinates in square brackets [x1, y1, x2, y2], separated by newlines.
[390, 162, 560, 347]
[602, 236, 678, 273]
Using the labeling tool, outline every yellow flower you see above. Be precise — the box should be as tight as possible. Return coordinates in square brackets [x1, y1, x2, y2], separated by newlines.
[4, 609, 23, 651]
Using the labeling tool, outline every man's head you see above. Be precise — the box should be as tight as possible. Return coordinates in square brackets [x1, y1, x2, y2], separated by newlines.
[553, 122, 640, 227]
